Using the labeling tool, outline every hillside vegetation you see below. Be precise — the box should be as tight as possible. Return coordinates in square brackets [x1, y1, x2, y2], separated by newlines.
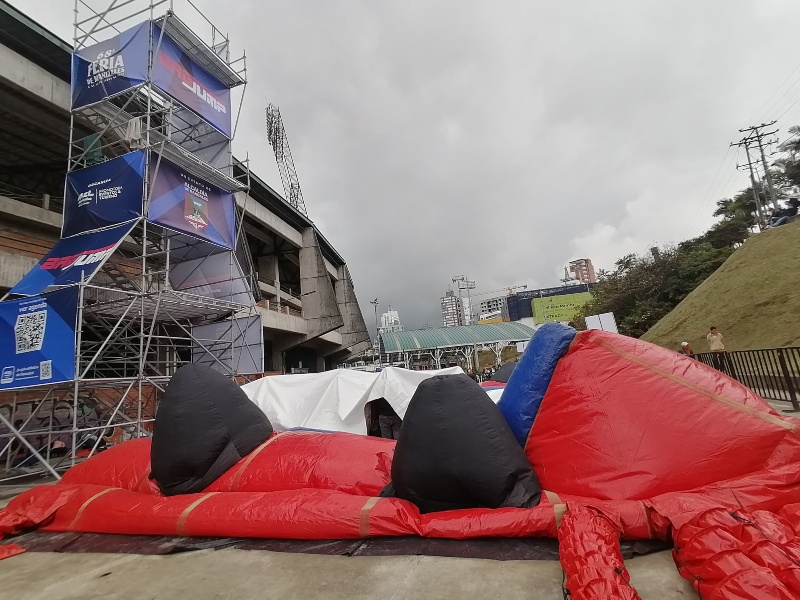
[642, 220, 800, 351]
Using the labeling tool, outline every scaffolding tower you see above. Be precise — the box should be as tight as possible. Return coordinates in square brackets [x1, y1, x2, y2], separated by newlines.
[0, 0, 259, 483]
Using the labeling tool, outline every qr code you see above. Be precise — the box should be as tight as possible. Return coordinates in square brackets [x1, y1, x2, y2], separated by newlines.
[14, 310, 47, 354]
[40, 360, 52, 380]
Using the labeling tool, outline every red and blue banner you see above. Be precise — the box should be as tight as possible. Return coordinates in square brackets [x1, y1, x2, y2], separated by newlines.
[151, 24, 232, 138]
[62, 151, 145, 238]
[10, 222, 135, 296]
[0, 289, 78, 390]
[147, 156, 237, 250]
[71, 22, 150, 110]
[73, 21, 233, 138]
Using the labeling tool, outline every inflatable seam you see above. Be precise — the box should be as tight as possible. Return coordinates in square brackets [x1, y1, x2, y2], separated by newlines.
[595, 339, 794, 431]
[640, 502, 655, 539]
[67, 488, 115, 531]
[359, 497, 380, 537]
[229, 433, 284, 491]
[176, 493, 219, 536]
[133, 467, 151, 493]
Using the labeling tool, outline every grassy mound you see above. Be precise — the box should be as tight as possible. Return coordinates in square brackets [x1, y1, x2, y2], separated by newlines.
[641, 220, 800, 351]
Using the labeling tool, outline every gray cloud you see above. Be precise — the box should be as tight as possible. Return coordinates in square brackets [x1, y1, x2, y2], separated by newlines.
[13, 0, 800, 332]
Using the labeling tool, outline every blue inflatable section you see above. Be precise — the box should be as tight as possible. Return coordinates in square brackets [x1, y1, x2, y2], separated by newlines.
[498, 322, 577, 446]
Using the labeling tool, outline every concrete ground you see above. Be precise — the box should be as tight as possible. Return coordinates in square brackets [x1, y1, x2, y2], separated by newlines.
[0, 541, 695, 600]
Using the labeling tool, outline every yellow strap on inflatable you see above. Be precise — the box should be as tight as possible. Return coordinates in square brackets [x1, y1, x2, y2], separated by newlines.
[359, 497, 380, 537]
[230, 433, 284, 491]
[543, 490, 567, 529]
[176, 492, 218, 536]
[596, 339, 793, 431]
[67, 488, 115, 531]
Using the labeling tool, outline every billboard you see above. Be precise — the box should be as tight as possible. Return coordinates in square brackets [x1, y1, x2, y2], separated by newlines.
[10, 222, 135, 296]
[72, 21, 232, 138]
[169, 250, 253, 306]
[62, 150, 145, 237]
[0, 288, 78, 390]
[72, 22, 150, 109]
[151, 24, 232, 138]
[531, 291, 592, 325]
[147, 156, 237, 250]
[192, 315, 263, 375]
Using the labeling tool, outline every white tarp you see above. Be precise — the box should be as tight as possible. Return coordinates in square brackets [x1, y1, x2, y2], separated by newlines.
[241, 366, 463, 434]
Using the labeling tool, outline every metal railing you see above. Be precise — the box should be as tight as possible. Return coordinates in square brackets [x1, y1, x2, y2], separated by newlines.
[696, 347, 800, 412]
[256, 299, 302, 318]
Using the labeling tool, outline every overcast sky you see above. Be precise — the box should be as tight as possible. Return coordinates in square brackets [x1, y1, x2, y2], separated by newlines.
[11, 0, 800, 332]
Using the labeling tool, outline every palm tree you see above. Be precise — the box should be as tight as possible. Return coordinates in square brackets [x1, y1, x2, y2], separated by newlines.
[778, 125, 800, 160]
[713, 189, 758, 225]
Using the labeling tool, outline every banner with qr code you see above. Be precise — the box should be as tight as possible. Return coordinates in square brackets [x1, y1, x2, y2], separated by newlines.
[0, 288, 78, 390]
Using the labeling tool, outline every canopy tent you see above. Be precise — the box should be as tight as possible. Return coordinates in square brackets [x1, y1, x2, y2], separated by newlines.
[241, 366, 463, 434]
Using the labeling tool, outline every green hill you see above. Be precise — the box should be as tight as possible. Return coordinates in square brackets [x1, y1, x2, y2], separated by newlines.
[641, 220, 800, 352]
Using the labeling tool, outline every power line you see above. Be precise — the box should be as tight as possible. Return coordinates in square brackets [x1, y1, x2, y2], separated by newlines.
[749, 61, 800, 124]
[678, 147, 738, 240]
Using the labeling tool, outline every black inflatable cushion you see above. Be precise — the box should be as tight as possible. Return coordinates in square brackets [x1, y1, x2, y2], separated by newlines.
[150, 364, 273, 496]
[391, 374, 541, 513]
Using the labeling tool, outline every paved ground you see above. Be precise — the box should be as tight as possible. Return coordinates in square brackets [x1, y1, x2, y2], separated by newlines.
[0, 545, 695, 600]
[0, 485, 31, 509]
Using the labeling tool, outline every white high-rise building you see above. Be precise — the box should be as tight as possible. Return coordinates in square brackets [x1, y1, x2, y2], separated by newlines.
[441, 289, 463, 327]
[379, 305, 404, 333]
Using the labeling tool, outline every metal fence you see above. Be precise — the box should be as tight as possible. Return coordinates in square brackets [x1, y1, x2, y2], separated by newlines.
[695, 347, 800, 412]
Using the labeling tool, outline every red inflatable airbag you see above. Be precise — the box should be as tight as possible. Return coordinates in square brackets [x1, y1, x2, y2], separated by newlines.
[526, 330, 800, 501]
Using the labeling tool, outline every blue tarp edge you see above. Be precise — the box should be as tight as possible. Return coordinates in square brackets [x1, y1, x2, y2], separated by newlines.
[497, 322, 577, 446]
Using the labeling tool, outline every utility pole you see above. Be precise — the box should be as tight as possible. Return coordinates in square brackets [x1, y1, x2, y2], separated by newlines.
[731, 138, 766, 226]
[739, 122, 779, 211]
[370, 298, 381, 367]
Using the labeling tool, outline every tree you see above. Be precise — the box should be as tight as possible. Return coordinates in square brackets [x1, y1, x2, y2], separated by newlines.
[778, 125, 800, 160]
[712, 188, 758, 226]
[575, 242, 733, 337]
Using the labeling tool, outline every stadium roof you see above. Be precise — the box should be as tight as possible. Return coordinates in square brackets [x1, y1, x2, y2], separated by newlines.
[380, 322, 535, 353]
[0, 1, 72, 80]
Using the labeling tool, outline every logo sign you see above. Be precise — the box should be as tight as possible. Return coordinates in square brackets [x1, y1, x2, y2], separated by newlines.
[63, 150, 145, 237]
[151, 24, 232, 138]
[184, 191, 210, 232]
[10, 222, 135, 296]
[147, 156, 236, 250]
[72, 22, 149, 109]
[0, 288, 78, 390]
[531, 291, 593, 325]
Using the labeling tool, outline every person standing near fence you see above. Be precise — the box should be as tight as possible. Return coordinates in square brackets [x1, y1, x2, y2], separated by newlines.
[706, 326, 728, 373]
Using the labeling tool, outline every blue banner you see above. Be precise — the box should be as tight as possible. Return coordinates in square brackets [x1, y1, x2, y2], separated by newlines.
[10, 222, 135, 296]
[72, 22, 150, 110]
[63, 151, 145, 237]
[147, 156, 236, 249]
[152, 24, 232, 138]
[0, 289, 78, 390]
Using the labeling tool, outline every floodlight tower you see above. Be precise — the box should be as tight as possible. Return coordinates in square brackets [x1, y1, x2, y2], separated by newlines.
[266, 104, 308, 216]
